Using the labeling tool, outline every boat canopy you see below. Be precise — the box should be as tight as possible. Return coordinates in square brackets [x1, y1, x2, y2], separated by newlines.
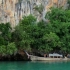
[49, 53, 63, 57]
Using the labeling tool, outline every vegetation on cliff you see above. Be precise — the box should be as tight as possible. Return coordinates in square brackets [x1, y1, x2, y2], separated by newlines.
[68, 0, 70, 9]
[0, 7, 70, 60]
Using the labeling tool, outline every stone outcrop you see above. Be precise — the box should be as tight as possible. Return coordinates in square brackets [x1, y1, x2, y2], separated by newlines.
[0, 0, 67, 27]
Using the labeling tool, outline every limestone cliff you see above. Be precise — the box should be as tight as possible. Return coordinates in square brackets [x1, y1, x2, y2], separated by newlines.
[0, 0, 67, 27]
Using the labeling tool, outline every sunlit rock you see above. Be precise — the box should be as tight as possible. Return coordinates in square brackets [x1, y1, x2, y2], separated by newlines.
[0, 0, 67, 28]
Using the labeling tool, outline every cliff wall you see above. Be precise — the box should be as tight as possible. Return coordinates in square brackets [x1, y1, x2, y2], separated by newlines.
[0, 0, 67, 27]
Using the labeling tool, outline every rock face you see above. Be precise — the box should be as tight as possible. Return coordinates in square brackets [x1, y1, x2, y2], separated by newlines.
[0, 0, 67, 27]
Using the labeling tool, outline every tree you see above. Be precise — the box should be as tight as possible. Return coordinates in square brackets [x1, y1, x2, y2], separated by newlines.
[68, 0, 70, 9]
[0, 45, 6, 56]
[0, 42, 17, 56]
[6, 42, 17, 55]
[12, 15, 36, 52]
[46, 8, 68, 23]
[43, 32, 61, 52]
[0, 23, 12, 45]
[30, 21, 47, 52]
[45, 7, 70, 54]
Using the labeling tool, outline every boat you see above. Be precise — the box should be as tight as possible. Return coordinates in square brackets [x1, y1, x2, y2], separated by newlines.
[24, 51, 70, 61]
[30, 55, 61, 61]
[30, 55, 70, 61]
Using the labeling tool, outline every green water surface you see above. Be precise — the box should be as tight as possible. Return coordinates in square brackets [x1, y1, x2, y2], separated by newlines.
[0, 61, 70, 70]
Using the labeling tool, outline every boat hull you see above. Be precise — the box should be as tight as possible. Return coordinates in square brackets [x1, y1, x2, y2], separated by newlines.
[30, 55, 70, 61]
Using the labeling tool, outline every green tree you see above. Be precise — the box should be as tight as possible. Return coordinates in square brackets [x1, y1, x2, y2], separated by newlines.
[68, 0, 70, 9]
[0, 23, 12, 45]
[0, 45, 6, 56]
[46, 8, 68, 23]
[45, 7, 70, 54]
[12, 15, 36, 52]
[7, 42, 17, 55]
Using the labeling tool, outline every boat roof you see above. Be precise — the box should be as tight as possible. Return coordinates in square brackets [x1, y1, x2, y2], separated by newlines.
[49, 53, 63, 57]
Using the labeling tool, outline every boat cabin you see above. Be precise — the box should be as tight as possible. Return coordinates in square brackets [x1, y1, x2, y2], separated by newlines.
[49, 53, 63, 58]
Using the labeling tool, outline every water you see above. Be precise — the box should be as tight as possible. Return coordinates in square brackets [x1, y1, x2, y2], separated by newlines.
[0, 61, 70, 70]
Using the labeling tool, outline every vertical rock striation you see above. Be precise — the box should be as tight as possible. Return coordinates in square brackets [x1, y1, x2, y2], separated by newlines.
[0, 0, 67, 27]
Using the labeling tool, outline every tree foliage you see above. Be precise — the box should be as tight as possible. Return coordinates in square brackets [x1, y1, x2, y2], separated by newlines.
[45, 7, 70, 54]
[0, 23, 12, 45]
[0, 8, 70, 57]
